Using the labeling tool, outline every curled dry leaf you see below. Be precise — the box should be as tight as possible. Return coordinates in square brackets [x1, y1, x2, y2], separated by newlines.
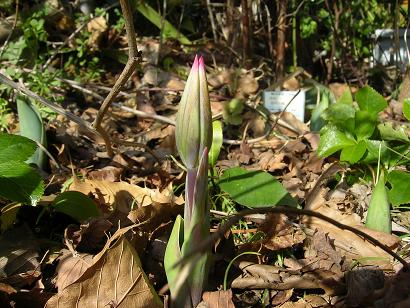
[237, 74, 259, 96]
[258, 151, 287, 172]
[47, 236, 162, 308]
[231, 261, 344, 295]
[64, 218, 112, 252]
[258, 213, 306, 251]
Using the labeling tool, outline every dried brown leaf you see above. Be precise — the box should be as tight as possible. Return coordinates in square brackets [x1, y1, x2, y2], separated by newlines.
[270, 289, 293, 306]
[201, 289, 235, 308]
[303, 190, 400, 268]
[64, 218, 112, 252]
[259, 214, 306, 251]
[237, 74, 259, 96]
[47, 237, 162, 308]
[69, 178, 183, 215]
[258, 151, 287, 172]
[55, 251, 93, 291]
[345, 267, 385, 307]
[0, 226, 40, 287]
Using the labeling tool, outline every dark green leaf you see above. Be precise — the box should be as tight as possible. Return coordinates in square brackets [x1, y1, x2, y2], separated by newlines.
[403, 99, 410, 121]
[218, 167, 297, 208]
[362, 140, 389, 164]
[318, 125, 356, 157]
[52, 191, 100, 222]
[340, 140, 367, 164]
[0, 133, 36, 162]
[323, 103, 355, 133]
[387, 170, 410, 207]
[355, 86, 387, 115]
[355, 110, 377, 140]
[16, 96, 47, 169]
[209, 121, 223, 167]
[0, 161, 44, 205]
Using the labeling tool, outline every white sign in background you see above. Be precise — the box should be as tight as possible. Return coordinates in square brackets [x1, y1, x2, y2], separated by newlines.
[263, 90, 306, 122]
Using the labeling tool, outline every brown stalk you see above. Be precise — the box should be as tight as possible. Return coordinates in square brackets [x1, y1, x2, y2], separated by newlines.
[93, 0, 141, 157]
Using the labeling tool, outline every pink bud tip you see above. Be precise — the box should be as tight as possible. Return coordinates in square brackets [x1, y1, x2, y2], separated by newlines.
[198, 55, 205, 70]
[192, 54, 199, 71]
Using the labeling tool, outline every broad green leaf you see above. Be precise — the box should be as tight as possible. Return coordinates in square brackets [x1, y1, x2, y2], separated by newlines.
[309, 90, 330, 132]
[317, 125, 356, 157]
[377, 122, 409, 143]
[0, 161, 44, 205]
[362, 140, 390, 164]
[17, 96, 47, 169]
[134, 1, 192, 45]
[209, 121, 223, 167]
[164, 215, 187, 307]
[387, 170, 410, 207]
[403, 99, 410, 121]
[337, 89, 353, 105]
[355, 86, 387, 115]
[365, 172, 391, 233]
[218, 167, 297, 208]
[340, 140, 367, 164]
[0, 133, 36, 162]
[355, 110, 377, 140]
[52, 191, 100, 222]
[322, 103, 355, 133]
[223, 98, 244, 125]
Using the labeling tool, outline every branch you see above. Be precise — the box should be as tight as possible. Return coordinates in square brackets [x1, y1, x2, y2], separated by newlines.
[175, 206, 409, 272]
[92, 0, 142, 157]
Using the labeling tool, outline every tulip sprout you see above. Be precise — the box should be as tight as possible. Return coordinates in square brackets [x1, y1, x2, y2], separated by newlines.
[164, 55, 212, 307]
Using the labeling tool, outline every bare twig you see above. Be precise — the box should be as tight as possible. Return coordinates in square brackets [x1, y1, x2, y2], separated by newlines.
[0, 72, 98, 135]
[93, 0, 141, 157]
[206, 0, 218, 43]
[58, 76, 176, 125]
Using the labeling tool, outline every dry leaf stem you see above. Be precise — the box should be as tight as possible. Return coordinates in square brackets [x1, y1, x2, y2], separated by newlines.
[93, 0, 142, 157]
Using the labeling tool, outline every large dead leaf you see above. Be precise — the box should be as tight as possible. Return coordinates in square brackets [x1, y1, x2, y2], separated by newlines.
[69, 178, 183, 214]
[46, 234, 162, 307]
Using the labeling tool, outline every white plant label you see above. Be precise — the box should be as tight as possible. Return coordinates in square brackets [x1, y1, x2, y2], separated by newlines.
[263, 90, 306, 122]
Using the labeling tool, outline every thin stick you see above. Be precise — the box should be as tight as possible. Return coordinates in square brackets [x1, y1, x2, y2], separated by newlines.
[0, 72, 98, 135]
[176, 206, 409, 271]
[0, 73, 160, 161]
[93, 0, 141, 157]
[58, 76, 176, 125]
[206, 0, 218, 42]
